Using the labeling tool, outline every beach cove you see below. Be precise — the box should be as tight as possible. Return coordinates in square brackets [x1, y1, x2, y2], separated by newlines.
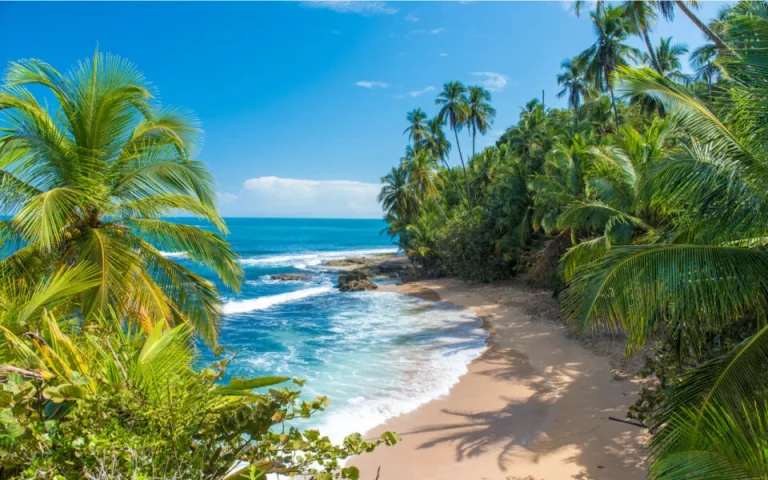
[352, 278, 648, 480]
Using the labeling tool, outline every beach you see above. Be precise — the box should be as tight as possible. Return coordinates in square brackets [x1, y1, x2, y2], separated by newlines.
[351, 278, 648, 480]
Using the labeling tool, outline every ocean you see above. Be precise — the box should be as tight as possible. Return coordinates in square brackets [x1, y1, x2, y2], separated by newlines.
[169, 218, 488, 442]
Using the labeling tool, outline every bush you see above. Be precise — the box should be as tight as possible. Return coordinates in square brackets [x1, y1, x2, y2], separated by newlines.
[0, 320, 396, 479]
[434, 214, 517, 283]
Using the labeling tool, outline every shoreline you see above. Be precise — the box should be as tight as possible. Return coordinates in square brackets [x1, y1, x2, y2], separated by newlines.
[350, 277, 648, 480]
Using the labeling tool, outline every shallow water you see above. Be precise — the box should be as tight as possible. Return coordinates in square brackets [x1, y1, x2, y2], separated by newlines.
[168, 218, 488, 441]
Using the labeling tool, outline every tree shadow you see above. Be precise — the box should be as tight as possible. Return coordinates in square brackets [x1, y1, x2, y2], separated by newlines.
[396, 341, 645, 478]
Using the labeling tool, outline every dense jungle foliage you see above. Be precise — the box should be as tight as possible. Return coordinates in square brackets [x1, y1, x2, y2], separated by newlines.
[380, 2, 768, 478]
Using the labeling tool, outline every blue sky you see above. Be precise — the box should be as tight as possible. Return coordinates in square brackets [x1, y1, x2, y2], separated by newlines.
[0, 1, 729, 218]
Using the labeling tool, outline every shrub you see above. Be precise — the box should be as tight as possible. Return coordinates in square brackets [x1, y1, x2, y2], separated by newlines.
[434, 214, 517, 283]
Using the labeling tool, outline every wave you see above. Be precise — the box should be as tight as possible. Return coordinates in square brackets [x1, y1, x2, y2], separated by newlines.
[222, 286, 333, 315]
[159, 251, 188, 259]
[238, 247, 398, 269]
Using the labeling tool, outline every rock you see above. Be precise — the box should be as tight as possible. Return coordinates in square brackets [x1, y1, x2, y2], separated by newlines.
[324, 258, 366, 268]
[337, 269, 378, 292]
[270, 274, 309, 281]
[375, 259, 409, 275]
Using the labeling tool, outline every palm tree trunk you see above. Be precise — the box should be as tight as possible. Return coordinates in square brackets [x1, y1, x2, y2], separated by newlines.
[675, 0, 729, 51]
[642, 27, 662, 74]
[471, 124, 476, 159]
[574, 106, 579, 131]
[604, 65, 620, 131]
[453, 127, 472, 208]
[608, 81, 620, 132]
[430, 191, 449, 221]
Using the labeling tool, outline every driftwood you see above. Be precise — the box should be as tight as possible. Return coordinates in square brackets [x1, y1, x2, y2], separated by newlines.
[0, 364, 44, 381]
[608, 416, 648, 428]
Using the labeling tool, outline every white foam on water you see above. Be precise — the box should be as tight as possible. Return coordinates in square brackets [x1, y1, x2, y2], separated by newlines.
[238, 248, 399, 269]
[159, 251, 188, 259]
[309, 294, 489, 444]
[222, 286, 333, 315]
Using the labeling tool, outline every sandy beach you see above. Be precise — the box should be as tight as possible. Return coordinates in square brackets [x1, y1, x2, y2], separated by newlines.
[351, 278, 648, 480]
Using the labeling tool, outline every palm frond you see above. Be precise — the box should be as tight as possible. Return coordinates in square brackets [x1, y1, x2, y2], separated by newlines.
[561, 245, 768, 350]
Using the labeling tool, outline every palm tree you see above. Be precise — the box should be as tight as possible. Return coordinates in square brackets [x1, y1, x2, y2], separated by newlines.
[564, 34, 768, 473]
[689, 44, 720, 99]
[436, 81, 471, 206]
[403, 108, 428, 145]
[556, 57, 591, 129]
[0, 52, 242, 346]
[378, 164, 417, 225]
[578, 6, 642, 131]
[466, 85, 496, 159]
[622, 0, 662, 74]
[404, 148, 447, 220]
[657, 1, 730, 52]
[425, 116, 451, 168]
[655, 36, 689, 83]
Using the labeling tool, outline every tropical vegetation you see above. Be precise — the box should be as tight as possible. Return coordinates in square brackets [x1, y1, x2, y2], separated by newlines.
[0, 53, 395, 479]
[379, 2, 768, 478]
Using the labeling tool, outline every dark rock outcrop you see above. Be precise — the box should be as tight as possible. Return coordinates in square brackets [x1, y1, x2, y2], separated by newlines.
[325, 258, 366, 268]
[337, 269, 378, 292]
[270, 274, 309, 282]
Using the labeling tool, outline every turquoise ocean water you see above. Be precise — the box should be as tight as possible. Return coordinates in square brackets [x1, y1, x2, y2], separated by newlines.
[166, 218, 487, 441]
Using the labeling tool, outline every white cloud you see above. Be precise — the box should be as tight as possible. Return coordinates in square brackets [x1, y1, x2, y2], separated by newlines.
[302, 1, 398, 15]
[220, 177, 382, 218]
[405, 12, 419, 22]
[410, 27, 446, 35]
[394, 85, 436, 99]
[356, 80, 389, 89]
[440, 52, 448, 57]
[470, 71, 509, 92]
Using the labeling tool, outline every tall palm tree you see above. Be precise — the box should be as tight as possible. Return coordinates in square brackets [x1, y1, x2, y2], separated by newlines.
[466, 85, 496, 159]
[564, 22, 768, 471]
[658, 1, 730, 52]
[689, 44, 720, 99]
[0, 52, 242, 346]
[403, 108, 428, 145]
[622, 0, 663, 74]
[425, 115, 451, 168]
[655, 36, 689, 83]
[578, 6, 641, 131]
[436, 81, 471, 206]
[556, 57, 591, 129]
[404, 148, 447, 220]
[378, 165, 417, 224]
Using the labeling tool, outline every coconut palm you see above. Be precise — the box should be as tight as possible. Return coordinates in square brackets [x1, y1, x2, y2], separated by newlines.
[690, 44, 720, 99]
[578, 6, 642, 131]
[425, 116, 451, 167]
[563, 20, 768, 471]
[557, 120, 671, 279]
[378, 164, 417, 225]
[658, 1, 730, 52]
[556, 57, 591, 129]
[466, 85, 496, 159]
[621, 0, 662, 74]
[655, 36, 690, 83]
[404, 108, 428, 145]
[404, 147, 447, 220]
[0, 52, 242, 346]
[436, 81, 471, 205]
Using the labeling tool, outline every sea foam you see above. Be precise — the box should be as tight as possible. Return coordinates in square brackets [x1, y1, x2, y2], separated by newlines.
[238, 247, 398, 269]
[222, 286, 333, 315]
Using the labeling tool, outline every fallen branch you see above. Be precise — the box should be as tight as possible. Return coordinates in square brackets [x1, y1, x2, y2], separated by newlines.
[608, 416, 648, 428]
[0, 364, 44, 381]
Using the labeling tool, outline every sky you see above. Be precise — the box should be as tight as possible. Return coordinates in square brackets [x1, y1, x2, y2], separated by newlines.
[0, 0, 730, 218]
